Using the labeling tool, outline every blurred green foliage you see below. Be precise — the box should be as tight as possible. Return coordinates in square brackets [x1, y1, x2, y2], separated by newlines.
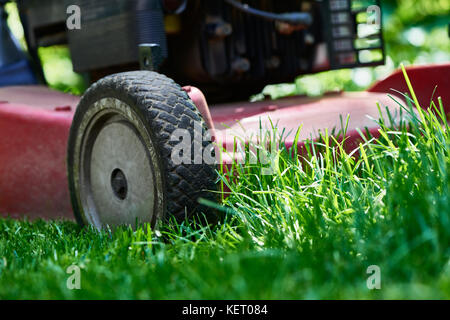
[5, 3, 87, 95]
[5, 0, 450, 97]
[37, 46, 88, 95]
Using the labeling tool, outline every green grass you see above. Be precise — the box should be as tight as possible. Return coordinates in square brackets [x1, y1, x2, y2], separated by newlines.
[0, 68, 449, 299]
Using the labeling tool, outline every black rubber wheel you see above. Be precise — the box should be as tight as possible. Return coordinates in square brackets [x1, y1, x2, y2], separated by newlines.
[67, 71, 218, 229]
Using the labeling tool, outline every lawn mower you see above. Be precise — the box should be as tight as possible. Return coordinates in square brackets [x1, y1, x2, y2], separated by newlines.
[0, 0, 449, 230]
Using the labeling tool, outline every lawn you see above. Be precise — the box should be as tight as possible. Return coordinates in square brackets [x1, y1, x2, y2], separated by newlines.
[0, 68, 449, 299]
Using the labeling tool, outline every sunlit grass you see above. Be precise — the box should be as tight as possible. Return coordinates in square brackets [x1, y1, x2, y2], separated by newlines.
[38, 46, 87, 95]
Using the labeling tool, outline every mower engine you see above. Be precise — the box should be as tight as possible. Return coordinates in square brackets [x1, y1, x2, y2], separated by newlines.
[171, 0, 384, 92]
[17, 0, 385, 100]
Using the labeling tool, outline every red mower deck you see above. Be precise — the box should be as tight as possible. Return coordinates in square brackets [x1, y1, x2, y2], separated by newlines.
[0, 63, 449, 220]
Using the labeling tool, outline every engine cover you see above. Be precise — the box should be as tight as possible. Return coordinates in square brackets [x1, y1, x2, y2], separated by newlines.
[166, 0, 385, 98]
[17, 0, 385, 99]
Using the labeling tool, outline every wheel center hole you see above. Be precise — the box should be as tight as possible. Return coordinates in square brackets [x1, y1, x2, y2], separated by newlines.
[111, 168, 128, 200]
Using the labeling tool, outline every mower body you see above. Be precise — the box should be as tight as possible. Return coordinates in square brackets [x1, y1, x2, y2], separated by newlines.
[1, 63, 449, 220]
[0, 0, 448, 221]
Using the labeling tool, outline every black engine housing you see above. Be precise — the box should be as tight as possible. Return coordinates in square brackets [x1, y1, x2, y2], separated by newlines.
[17, 0, 384, 101]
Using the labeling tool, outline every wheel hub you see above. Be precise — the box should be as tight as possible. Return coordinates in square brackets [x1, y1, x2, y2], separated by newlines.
[111, 168, 128, 200]
[79, 109, 158, 229]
